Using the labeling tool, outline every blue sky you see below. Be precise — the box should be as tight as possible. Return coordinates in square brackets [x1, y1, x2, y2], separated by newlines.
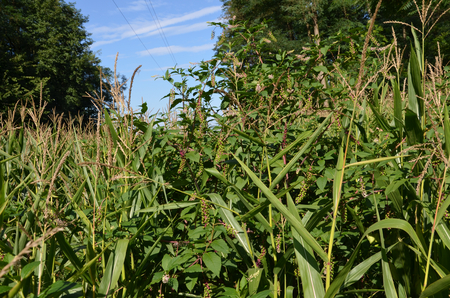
[72, 0, 224, 113]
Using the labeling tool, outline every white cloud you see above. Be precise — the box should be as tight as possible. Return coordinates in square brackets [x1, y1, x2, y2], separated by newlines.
[137, 43, 215, 56]
[119, 0, 166, 12]
[89, 6, 222, 49]
[142, 19, 220, 37]
[141, 63, 192, 73]
[119, 0, 148, 12]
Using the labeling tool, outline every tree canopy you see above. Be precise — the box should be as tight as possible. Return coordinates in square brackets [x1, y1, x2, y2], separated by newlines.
[0, 0, 122, 120]
[218, 0, 450, 65]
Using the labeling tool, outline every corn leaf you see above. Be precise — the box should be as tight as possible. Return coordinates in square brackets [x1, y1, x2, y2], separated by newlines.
[233, 155, 327, 262]
[288, 193, 325, 297]
[98, 239, 129, 296]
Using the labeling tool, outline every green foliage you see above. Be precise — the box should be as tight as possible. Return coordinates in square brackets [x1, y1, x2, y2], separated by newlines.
[2, 6, 450, 298]
[0, 0, 125, 119]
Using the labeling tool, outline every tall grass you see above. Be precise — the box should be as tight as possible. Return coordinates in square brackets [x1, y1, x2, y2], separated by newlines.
[1, 1, 450, 297]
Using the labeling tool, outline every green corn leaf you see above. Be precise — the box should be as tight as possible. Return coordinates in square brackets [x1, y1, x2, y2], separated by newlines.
[55, 232, 92, 285]
[98, 239, 129, 296]
[0, 149, 33, 172]
[55, 232, 83, 271]
[435, 222, 450, 251]
[419, 274, 450, 298]
[444, 105, 450, 159]
[346, 205, 366, 235]
[132, 224, 171, 280]
[248, 290, 272, 298]
[247, 268, 263, 296]
[104, 110, 125, 167]
[333, 146, 345, 209]
[233, 155, 327, 262]
[365, 219, 426, 255]
[345, 155, 407, 169]
[133, 118, 155, 172]
[273, 247, 294, 275]
[343, 243, 399, 288]
[326, 218, 427, 298]
[325, 240, 364, 298]
[379, 232, 398, 298]
[305, 201, 333, 232]
[286, 286, 295, 298]
[392, 79, 403, 138]
[73, 131, 98, 207]
[139, 201, 199, 213]
[205, 168, 272, 232]
[270, 112, 333, 189]
[288, 193, 325, 298]
[37, 280, 79, 298]
[219, 122, 266, 146]
[405, 109, 423, 145]
[411, 27, 422, 72]
[408, 49, 423, 118]
[233, 192, 272, 233]
[207, 193, 253, 256]
[376, 175, 404, 216]
[372, 83, 380, 108]
[67, 243, 111, 283]
[368, 101, 393, 133]
[269, 130, 312, 166]
[70, 180, 87, 206]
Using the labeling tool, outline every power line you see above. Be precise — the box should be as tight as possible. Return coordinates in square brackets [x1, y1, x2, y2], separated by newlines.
[144, 0, 177, 65]
[111, 0, 163, 71]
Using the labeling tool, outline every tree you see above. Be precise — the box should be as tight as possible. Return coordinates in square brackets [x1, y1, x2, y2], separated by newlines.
[219, 0, 370, 55]
[219, 0, 450, 65]
[0, 0, 124, 120]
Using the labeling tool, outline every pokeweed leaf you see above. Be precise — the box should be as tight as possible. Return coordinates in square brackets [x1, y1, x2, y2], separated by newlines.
[21, 261, 40, 280]
[203, 252, 221, 277]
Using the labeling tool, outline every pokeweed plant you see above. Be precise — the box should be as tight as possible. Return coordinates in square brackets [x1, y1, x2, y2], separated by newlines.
[1, 1, 450, 297]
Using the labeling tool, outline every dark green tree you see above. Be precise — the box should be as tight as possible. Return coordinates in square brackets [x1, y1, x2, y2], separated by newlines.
[218, 0, 450, 65]
[0, 0, 124, 119]
[218, 0, 370, 54]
